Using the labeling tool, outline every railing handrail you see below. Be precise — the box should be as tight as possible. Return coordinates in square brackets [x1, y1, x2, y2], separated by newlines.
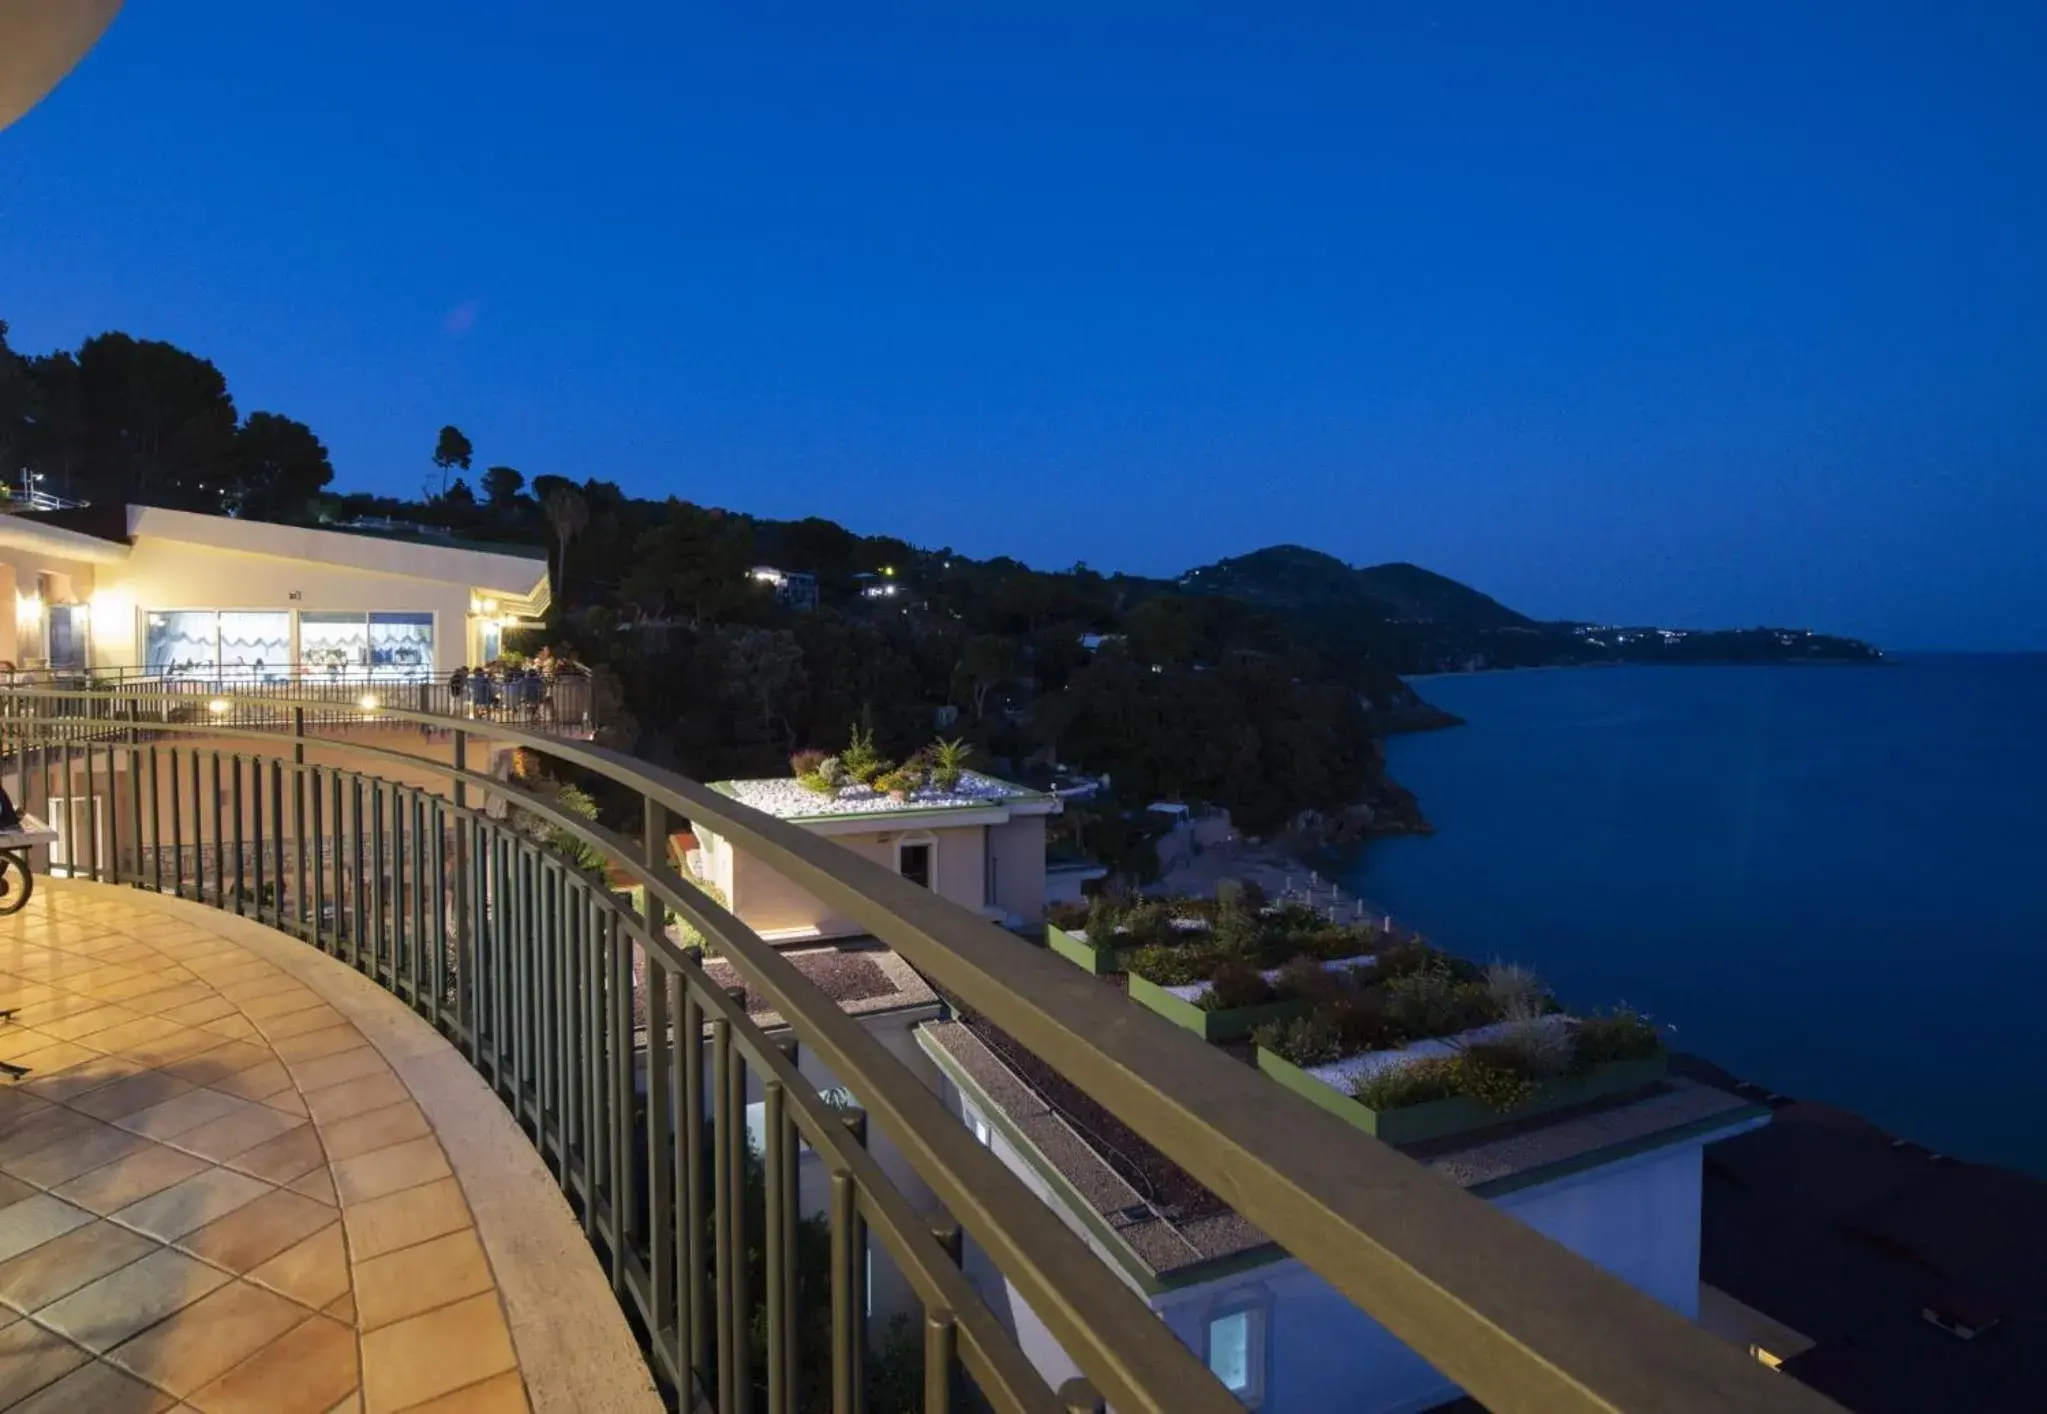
[0, 685, 1844, 1414]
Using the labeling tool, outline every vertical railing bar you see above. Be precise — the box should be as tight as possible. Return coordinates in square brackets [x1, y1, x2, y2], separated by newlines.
[350, 775, 367, 973]
[167, 746, 183, 899]
[409, 789, 426, 1011]
[310, 767, 328, 955]
[712, 1017, 737, 1414]
[250, 750, 265, 920]
[647, 950, 675, 1349]
[764, 1078, 790, 1414]
[433, 796, 449, 1031]
[269, 758, 285, 931]
[147, 743, 161, 893]
[210, 753, 224, 908]
[293, 708, 308, 939]
[230, 752, 244, 913]
[371, 779, 387, 982]
[582, 889, 602, 1239]
[831, 1170, 859, 1414]
[81, 732, 97, 881]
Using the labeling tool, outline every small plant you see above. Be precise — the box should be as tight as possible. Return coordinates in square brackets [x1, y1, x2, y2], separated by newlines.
[794, 751, 843, 796]
[840, 724, 889, 786]
[1352, 1057, 1461, 1110]
[1450, 1048, 1543, 1113]
[874, 767, 919, 799]
[1084, 894, 1122, 945]
[1117, 899, 1177, 950]
[1324, 986, 1408, 1053]
[1252, 1013, 1347, 1067]
[929, 737, 973, 790]
[1121, 942, 1213, 987]
[1045, 900, 1090, 931]
[1569, 1008, 1662, 1072]
[789, 748, 828, 777]
[1197, 958, 1278, 1012]
[1484, 961, 1550, 1019]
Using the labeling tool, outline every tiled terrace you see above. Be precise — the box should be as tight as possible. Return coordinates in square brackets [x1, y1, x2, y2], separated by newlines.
[0, 884, 659, 1414]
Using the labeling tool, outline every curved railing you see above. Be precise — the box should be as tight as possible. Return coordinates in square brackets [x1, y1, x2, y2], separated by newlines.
[0, 688, 1841, 1414]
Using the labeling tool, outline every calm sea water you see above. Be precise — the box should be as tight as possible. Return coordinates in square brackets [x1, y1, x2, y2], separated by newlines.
[1348, 656, 2047, 1177]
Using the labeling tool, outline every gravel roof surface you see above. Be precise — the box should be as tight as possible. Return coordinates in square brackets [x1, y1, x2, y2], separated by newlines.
[713, 770, 1045, 820]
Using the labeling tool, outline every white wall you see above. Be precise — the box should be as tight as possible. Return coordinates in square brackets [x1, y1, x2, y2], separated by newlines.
[933, 1055, 1749, 1414]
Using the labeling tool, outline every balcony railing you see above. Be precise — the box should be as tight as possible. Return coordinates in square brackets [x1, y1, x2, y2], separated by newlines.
[0, 660, 595, 734]
[0, 686, 1842, 1414]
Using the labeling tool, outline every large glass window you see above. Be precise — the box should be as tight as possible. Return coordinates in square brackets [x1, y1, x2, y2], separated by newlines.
[145, 611, 224, 676]
[217, 612, 291, 678]
[300, 613, 369, 673]
[369, 613, 434, 679]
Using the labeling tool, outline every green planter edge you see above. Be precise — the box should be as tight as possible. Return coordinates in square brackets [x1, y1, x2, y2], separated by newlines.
[1255, 1047, 1670, 1147]
[1046, 924, 1119, 975]
[1126, 972, 1310, 1042]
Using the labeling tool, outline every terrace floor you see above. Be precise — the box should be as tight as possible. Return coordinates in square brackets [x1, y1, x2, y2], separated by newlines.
[0, 883, 660, 1414]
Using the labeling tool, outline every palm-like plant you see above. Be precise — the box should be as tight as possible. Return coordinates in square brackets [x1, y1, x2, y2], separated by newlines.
[930, 737, 973, 789]
[544, 485, 589, 592]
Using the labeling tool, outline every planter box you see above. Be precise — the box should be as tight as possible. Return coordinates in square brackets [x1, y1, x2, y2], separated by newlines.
[1127, 972, 1309, 1042]
[1255, 1047, 1669, 1147]
[1045, 924, 1120, 975]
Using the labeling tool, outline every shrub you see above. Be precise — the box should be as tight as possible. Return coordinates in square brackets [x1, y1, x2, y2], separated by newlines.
[1198, 959, 1278, 1011]
[1045, 900, 1091, 931]
[1382, 958, 1475, 1038]
[1352, 1057, 1460, 1110]
[1485, 1018, 1572, 1078]
[1122, 943, 1214, 987]
[840, 724, 888, 785]
[1252, 1013, 1346, 1067]
[1450, 1051, 1542, 1113]
[1484, 961, 1550, 1020]
[1324, 987, 1407, 1053]
[929, 737, 973, 790]
[1084, 894, 1123, 946]
[789, 748, 828, 777]
[1570, 1008, 1662, 1072]
[1273, 954, 1333, 1001]
[1117, 900, 1178, 950]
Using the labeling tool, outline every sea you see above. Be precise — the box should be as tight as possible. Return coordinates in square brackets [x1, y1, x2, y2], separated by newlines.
[1346, 655, 2047, 1178]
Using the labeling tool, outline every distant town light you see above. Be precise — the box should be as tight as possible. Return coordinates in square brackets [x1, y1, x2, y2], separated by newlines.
[358, 693, 380, 712]
[207, 698, 231, 715]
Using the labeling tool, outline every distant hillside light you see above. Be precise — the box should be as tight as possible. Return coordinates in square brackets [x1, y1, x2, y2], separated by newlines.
[0, 1, 124, 132]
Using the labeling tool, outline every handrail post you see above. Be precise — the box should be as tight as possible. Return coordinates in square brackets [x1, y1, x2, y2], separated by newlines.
[452, 728, 472, 1043]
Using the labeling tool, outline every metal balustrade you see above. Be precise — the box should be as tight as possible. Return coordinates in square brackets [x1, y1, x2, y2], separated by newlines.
[0, 661, 595, 734]
[0, 687, 1842, 1414]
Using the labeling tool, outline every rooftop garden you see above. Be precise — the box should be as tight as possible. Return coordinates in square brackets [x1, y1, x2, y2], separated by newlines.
[790, 727, 979, 802]
[1046, 884, 1667, 1143]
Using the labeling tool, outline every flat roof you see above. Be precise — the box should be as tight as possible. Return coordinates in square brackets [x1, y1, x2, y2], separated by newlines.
[699, 937, 936, 1028]
[920, 1017, 1764, 1290]
[710, 770, 1056, 823]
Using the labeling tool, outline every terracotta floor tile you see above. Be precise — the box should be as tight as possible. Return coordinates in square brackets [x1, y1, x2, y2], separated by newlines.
[224, 1127, 327, 1187]
[0, 1193, 95, 1264]
[18, 1052, 147, 1105]
[107, 1278, 311, 1396]
[158, 1041, 273, 1090]
[262, 1089, 310, 1119]
[401, 1371, 529, 1414]
[318, 1102, 430, 1164]
[303, 1072, 408, 1126]
[34, 1244, 231, 1352]
[0, 1088, 55, 1138]
[238, 988, 325, 1023]
[353, 1228, 493, 1331]
[324, 1290, 355, 1324]
[0, 1106, 101, 1165]
[208, 1059, 294, 1102]
[26, 1003, 139, 1042]
[0, 1219, 156, 1313]
[0, 1172, 34, 1209]
[272, 1025, 367, 1067]
[112, 1166, 271, 1242]
[360, 1292, 517, 1414]
[288, 1047, 390, 1096]
[114, 1088, 253, 1142]
[219, 973, 300, 1003]
[179, 1188, 336, 1274]
[69, 1071, 198, 1123]
[0, 1038, 101, 1079]
[288, 1167, 338, 1206]
[199, 1016, 260, 1042]
[162, 996, 240, 1028]
[124, 1029, 237, 1070]
[5, 1356, 178, 1414]
[0, 1319, 92, 1408]
[53, 1143, 212, 1216]
[331, 1137, 450, 1207]
[260, 1005, 347, 1042]
[131, 982, 222, 1013]
[187, 1311, 358, 1414]
[171, 1107, 305, 1165]
[76, 973, 170, 1005]
[340, 1178, 471, 1262]
[247, 1221, 349, 1308]
[1, 1118, 158, 1190]
[75, 1014, 185, 1052]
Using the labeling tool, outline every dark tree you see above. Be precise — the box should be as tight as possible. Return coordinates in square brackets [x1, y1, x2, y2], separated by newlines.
[432, 424, 473, 495]
[482, 465, 525, 508]
[75, 333, 239, 507]
[228, 413, 334, 520]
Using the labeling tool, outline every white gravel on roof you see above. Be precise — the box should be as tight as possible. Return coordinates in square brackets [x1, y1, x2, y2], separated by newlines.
[719, 770, 1039, 819]
[1162, 954, 1379, 1003]
[1306, 1014, 1577, 1092]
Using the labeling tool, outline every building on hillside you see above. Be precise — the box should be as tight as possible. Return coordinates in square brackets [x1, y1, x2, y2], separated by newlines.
[916, 1015, 1768, 1412]
[0, 504, 550, 679]
[748, 565, 819, 612]
[692, 772, 1060, 942]
[0, 503, 576, 877]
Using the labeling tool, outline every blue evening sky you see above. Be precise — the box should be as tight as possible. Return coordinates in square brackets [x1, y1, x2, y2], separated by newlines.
[3, 3, 2043, 648]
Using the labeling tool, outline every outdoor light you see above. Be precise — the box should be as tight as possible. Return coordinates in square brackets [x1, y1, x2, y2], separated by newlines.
[358, 693, 380, 712]
[481, 598, 499, 614]
[207, 698, 231, 715]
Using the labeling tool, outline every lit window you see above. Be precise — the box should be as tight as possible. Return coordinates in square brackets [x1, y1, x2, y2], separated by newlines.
[1205, 1297, 1267, 1403]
